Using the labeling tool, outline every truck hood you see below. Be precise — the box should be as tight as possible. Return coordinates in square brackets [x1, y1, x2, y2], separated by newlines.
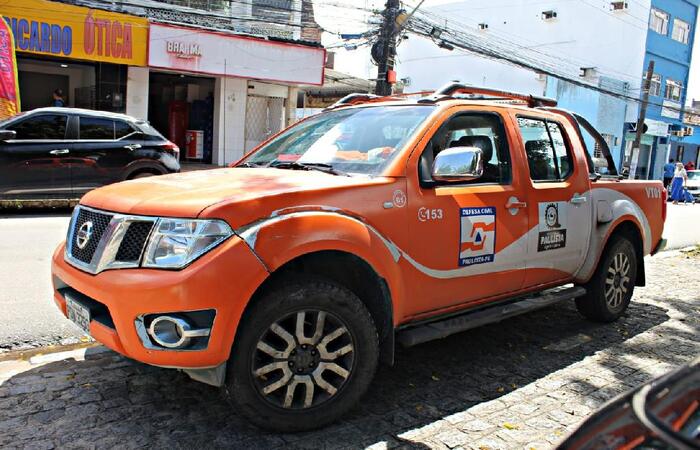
[80, 168, 385, 221]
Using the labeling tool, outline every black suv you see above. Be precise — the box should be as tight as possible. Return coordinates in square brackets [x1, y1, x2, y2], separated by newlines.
[0, 108, 180, 200]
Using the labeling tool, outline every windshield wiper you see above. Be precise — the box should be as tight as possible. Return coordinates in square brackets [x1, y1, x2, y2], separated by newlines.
[270, 161, 349, 176]
[237, 161, 265, 168]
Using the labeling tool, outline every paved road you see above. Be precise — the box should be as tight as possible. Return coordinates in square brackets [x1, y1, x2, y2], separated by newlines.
[0, 202, 698, 351]
[0, 253, 697, 449]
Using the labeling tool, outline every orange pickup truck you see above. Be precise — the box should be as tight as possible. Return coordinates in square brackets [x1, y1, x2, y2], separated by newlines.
[51, 84, 666, 431]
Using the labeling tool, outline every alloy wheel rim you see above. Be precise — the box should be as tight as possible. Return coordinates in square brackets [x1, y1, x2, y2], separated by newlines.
[251, 309, 355, 410]
[605, 252, 631, 310]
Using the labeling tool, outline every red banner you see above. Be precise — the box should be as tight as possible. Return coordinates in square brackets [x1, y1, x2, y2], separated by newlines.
[0, 19, 20, 120]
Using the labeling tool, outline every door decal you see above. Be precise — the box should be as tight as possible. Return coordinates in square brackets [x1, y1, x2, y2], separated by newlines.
[459, 207, 496, 266]
[537, 202, 567, 252]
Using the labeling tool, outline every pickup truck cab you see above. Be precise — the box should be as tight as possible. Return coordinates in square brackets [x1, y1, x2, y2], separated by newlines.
[50, 84, 666, 431]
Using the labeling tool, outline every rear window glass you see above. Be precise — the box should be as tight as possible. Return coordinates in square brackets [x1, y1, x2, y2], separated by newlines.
[80, 117, 114, 140]
[134, 121, 165, 140]
[115, 120, 135, 139]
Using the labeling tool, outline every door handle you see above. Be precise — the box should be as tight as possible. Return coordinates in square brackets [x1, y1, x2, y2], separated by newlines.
[49, 149, 70, 155]
[505, 198, 527, 209]
[124, 144, 142, 151]
[570, 194, 587, 205]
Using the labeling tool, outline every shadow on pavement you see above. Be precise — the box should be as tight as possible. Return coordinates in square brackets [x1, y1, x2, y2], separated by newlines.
[0, 206, 73, 219]
[0, 299, 672, 449]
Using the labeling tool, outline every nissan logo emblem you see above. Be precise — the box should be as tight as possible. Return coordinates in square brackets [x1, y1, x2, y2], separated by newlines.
[76, 221, 94, 250]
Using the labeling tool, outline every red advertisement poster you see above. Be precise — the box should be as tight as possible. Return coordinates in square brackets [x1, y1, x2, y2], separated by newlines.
[0, 19, 20, 120]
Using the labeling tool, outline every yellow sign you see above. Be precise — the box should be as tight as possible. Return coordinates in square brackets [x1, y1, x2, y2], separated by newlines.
[0, 0, 147, 66]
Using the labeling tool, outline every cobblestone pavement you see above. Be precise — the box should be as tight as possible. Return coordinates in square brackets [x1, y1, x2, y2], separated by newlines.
[1, 253, 698, 449]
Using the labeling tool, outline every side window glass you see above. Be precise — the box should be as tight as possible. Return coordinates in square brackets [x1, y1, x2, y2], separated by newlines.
[115, 121, 135, 139]
[80, 117, 115, 140]
[427, 113, 512, 184]
[7, 115, 67, 140]
[517, 117, 572, 181]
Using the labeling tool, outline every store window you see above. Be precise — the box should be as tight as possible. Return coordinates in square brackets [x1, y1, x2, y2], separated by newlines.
[649, 8, 669, 35]
[8, 114, 67, 140]
[672, 18, 690, 44]
[664, 79, 683, 102]
[517, 117, 573, 181]
[648, 73, 661, 96]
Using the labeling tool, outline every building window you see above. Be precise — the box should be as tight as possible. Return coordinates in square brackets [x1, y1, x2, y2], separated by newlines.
[672, 19, 690, 44]
[649, 8, 669, 35]
[664, 79, 683, 102]
[252, 0, 294, 22]
[594, 133, 615, 159]
[648, 73, 661, 96]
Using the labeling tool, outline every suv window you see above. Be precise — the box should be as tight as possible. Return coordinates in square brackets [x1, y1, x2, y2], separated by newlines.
[517, 117, 573, 181]
[80, 117, 115, 140]
[423, 113, 511, 185]
[115, 120, 135, 139]
[7, 114, 67, 140]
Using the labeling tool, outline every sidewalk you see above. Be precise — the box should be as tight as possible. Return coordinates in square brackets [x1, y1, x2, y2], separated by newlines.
[1, 252, 698, 449]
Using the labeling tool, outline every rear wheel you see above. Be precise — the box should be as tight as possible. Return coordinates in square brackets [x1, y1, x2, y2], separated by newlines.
[225, 278, 379, 432]
[576, 236, 638, 322]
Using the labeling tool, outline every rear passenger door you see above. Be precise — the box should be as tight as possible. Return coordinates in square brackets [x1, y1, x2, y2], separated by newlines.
[70, 116, 136, 195]
[515, 115, 593, 288]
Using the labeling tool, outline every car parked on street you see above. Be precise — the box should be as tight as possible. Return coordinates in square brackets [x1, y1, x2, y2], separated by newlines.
[51, 84, 666, 431]
[0, 108, 180, 200]
[686, 170, 700, 203]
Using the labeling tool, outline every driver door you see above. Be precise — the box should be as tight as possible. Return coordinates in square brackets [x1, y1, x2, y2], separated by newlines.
[403, 109, 530, 317]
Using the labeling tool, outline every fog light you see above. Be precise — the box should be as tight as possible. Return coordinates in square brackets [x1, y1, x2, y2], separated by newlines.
[148, 315, 210, 349]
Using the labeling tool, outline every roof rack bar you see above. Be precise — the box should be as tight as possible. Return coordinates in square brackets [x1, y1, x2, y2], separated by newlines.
[432, 83, 557, 107]
[324, 91, 434, 111]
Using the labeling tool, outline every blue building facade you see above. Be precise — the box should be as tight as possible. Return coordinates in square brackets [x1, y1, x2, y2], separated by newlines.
[621, 0, 700, 179]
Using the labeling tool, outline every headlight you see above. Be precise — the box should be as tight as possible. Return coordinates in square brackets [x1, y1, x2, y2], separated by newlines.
[143, 219, 232, 269]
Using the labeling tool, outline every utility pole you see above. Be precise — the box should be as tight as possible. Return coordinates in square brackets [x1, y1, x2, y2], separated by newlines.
[375, 0, 400, 96]
[629, 60, 654, 179]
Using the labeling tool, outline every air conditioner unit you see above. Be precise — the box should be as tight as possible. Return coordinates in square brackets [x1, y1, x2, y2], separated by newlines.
[478, 23, 488, 30]
[541, 10, 557, 20]
[610, 2, 628, 11]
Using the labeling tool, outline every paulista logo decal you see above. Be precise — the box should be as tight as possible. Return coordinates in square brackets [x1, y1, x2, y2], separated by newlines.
[537, 202, 567, 252]
[459, 207, 496, 266]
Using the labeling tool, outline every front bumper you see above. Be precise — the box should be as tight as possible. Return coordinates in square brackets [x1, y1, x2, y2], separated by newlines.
[51, 235, 268, 369]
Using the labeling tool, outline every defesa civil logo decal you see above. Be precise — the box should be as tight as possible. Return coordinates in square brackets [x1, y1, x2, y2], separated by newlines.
[537, 202, 567, 252]
[459, 207, 496, 266]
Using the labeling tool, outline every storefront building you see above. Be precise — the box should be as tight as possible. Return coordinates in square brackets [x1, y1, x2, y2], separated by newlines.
[129, 23, 325, 165]
[1, 0, 147, 112]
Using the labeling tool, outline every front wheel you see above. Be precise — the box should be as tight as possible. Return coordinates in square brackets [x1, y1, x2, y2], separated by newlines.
[225, 278, 379, 432]
[576, 236, 638, 322]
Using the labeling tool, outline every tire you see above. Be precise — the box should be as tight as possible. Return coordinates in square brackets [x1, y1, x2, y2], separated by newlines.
[576, 235, 638, 322]
[225, 277, 379, 432]
[128, 171, 156, 180]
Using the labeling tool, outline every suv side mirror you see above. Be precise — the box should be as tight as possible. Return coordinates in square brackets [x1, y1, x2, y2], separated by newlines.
[0, 129, 16, 141]
[432, 146, 484, 182]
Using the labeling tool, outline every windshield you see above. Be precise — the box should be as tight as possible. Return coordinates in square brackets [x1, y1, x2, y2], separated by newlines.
[241, 105, 435, 176]
[688, 171, 699, 180]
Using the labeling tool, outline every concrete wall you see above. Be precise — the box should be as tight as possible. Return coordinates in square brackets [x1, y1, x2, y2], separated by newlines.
[126, 66, 149, 120]
[212, 77, 247, 166]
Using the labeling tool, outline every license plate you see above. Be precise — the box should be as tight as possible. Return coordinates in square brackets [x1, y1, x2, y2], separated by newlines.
[66, 296, 91, 334]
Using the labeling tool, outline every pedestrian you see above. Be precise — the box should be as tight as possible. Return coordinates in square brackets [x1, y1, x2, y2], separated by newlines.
[52, 89, 65, 107]
[670, 162, 688, 205]
[685, 160, 695, 171]
[663, 158, 675, 189]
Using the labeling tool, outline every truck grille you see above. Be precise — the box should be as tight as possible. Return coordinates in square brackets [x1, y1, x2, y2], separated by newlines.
[70, 208, 114, 264]
[65, 206, 157, 274]
[115, 222, 154, 262]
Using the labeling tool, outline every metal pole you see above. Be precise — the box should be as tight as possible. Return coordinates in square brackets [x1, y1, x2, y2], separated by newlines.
[629, 60, 654, 179]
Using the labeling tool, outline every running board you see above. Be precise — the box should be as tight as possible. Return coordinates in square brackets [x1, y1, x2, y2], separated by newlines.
[397, 286, 586, 347]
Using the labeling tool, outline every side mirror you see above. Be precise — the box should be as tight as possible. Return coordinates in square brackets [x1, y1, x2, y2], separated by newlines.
[0, 129, 16, 141]
[432, 146, 484, 182]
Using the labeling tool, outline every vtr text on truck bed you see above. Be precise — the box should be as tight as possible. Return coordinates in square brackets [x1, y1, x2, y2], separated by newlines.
[51, 84, 666, 431]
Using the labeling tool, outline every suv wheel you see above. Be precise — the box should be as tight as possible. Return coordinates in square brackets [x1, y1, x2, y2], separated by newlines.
[576, 235, 638, 322]
[225, 278, 379, 431]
